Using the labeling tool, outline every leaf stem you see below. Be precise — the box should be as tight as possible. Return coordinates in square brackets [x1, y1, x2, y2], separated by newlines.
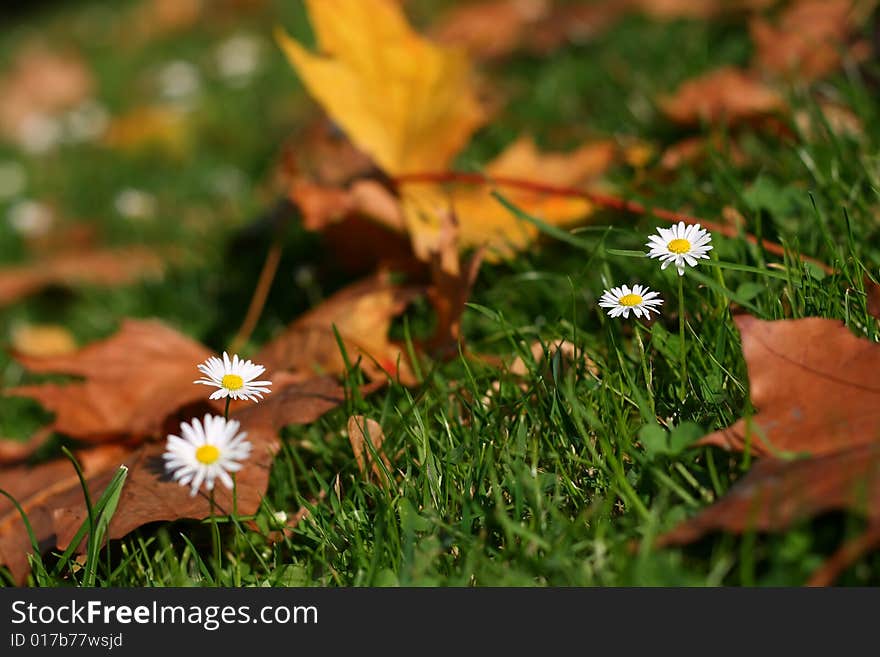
[394, 171, 833, 273]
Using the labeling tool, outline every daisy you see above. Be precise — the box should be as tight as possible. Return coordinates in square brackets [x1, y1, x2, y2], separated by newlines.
[195, 352, 272, 402]
[599, 284, 664, 319]
[646, 221, 713, 275]
[163, 414, 252, 496]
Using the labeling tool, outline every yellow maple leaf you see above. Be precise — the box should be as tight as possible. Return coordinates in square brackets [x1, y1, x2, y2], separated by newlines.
[276, 0, 486, 175]
[402, 137, 616, 261]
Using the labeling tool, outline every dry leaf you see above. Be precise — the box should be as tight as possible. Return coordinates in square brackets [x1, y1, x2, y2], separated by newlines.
[509, 339, 597, 378]
[290, 179, 357, 231]
[0, 444, 130, 584]
[633, 0, 774, 20]
[277, 0, 486, 175]
[657, 443, 880, 546]
[526, 1, 632, 54]
[0, 247, 164, 308]
[256, 273, 421, 384]
[0, 376, 359, 583]
[659, 133, 750, 170]
[750, 0, 874, 82]
[402, 137, 615, 261]
[0, 46, 94, 142]
[282, 118, 376, 189]
[794, 101, 864, 140]
[53, 376, 357, 552]
[696, 316, 880, 458]
[659, 67, 784, 125]
[8, 319, 217, 442]
[432, 0, 552, 59]
[0, 428, 54, 466]
[347, 415, 390, 481]
[10, 324, 77, 358]
[425, 211, 484, 352]
[658, 316, 880, 583]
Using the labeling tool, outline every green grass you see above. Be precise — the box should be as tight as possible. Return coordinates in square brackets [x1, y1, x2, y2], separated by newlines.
[2, 0, 880, 586]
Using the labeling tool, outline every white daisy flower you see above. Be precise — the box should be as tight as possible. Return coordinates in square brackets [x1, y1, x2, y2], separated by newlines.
[599, 284, 664, 319]
[163, 414, 252, 496]
[646, 221, 713, 275]
[195, 352, 272, 402]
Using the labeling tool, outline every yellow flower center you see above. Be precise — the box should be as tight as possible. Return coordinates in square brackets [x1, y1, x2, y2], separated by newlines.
[618, 293, 643, 307]
[667, 238, 691, 254]
[195, 444, 221, 465]
[221, 374, 244, 390]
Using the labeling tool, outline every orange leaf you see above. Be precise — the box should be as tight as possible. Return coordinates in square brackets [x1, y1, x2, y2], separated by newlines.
[659, 316, 880, 583]
[8, 319, 217, 443]
[53, 376, 358, 553]
[658, 444, 880, 546]
[347, 415, 390, 481]
[256, 273, 421, 384]
[697, 316, 880, 457]
[659, 67, 784, 126]
[401, 137, 615, 261]
[750, 0, 874, 82]
[0, 247, 164, 308]
[0, 444, 129, 584]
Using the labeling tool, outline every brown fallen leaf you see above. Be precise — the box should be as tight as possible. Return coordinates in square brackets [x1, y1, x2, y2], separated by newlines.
[794, 101, 864, 140]
[0, 428, 54, 466]
[526, 1, 632, 54]
[281, 118, 376, 190]
[347, 415, 390, 481]
[0, 45, 94, 143]
[53, 376, 359, 552]
[425, 211, 484, 352]
[750, 0, 875, 82]
[657, 443, 880, 546]
[0, 247, 164, 308]
[0, 376, 360, 583]
[0, 444, 130, 584]
[696, 316, 880, 458]
[432, 0, 552, 59]
[659, 316, 880, 583]
[659, 67, 785, 126]
[289, 178, 405, 235]
[291, 179, 357, 231]
[8, 319, 217, 443]
[633, 0, 774, 20]
[659, 133, 750, 170]
[509, 339, 597, 378]
[256, 273, 421, 384]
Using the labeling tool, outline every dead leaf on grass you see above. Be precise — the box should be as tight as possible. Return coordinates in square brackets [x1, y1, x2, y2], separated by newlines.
[659, 67, 785, 126]
[8, 319, 217, 443]
[347, 415, 390, 481]
[0, 247, 164, 308]
[256, 273, 421, 384]
[696, 316, 880, 457]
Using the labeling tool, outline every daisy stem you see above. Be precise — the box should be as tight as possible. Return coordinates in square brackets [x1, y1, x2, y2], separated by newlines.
[677, 275, 687, 401]
[232, 474, 238, 519]
[209, 489, 222, 584]
[224, 396, 231, 421]
[633, 323, 654, 415]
